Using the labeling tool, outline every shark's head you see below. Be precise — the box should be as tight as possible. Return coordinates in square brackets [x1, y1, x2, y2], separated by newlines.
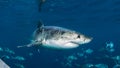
[70, 33, 92, 45]
[59, 31, 92, 48]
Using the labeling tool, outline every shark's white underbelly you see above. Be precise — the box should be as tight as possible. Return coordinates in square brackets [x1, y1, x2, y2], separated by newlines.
[41, 39, 79, 49]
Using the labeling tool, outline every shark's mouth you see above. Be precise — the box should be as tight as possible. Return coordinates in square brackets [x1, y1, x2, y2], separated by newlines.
[70, 41, 80, 45]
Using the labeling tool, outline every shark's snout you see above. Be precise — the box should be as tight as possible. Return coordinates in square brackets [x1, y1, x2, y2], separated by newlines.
[76, 35, 93, 44]
[83, 37, 92, 43]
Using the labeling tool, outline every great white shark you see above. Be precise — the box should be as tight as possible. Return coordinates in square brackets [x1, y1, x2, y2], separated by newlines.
[18, 22, 92, 49]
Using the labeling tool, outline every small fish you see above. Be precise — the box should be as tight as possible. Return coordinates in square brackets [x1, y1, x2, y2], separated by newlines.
[18, 21, 92, 49]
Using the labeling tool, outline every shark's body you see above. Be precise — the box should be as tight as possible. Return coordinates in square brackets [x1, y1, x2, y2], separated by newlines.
[18, 23, 92, 49]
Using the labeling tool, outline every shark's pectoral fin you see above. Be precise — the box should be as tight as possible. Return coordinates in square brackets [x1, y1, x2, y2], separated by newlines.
[17, 43, 34, 48]
[17, 40, 42, 48]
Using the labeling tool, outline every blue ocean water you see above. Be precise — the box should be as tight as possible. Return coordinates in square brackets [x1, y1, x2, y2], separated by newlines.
[0, 0, 120, 68]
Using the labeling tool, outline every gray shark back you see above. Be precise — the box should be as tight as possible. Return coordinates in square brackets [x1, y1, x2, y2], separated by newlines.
[33, 26, 78, 41]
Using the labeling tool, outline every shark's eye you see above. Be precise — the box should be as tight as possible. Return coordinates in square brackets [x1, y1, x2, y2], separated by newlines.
[77, 35, 80, 38]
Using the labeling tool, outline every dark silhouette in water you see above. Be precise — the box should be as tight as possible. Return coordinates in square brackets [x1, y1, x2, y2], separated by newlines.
[37, 0, 46, 12]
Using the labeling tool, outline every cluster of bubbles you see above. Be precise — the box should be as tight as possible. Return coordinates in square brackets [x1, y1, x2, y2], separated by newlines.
[0, 47, 26, 68]
[60, 42, 120, 68]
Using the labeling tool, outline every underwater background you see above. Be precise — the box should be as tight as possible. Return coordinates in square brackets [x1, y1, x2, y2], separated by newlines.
[0, 0, 120, 68]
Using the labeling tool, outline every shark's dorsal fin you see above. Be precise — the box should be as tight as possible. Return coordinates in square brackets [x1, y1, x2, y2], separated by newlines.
[37, 20, 44, 28]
